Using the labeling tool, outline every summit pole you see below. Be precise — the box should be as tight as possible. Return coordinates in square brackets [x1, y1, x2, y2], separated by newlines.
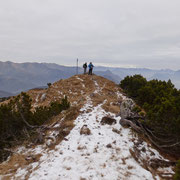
[76, 58, 78, 75]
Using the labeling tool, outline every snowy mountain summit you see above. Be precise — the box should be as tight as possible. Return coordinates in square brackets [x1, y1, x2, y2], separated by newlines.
[0, 75, 175, 180]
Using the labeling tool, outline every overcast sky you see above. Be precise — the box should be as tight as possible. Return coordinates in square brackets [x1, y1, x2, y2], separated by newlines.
[0, 0, 180, 69]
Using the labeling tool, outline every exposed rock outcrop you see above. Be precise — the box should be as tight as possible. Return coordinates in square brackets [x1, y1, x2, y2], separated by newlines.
[119, 98, 143, 133]
[119, 98, 136, 119]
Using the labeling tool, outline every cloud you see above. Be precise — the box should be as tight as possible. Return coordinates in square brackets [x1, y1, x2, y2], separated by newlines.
[0, 0, 180, 69]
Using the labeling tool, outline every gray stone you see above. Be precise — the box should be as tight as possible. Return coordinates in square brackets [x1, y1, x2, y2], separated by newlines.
[119, 98, 136, 119]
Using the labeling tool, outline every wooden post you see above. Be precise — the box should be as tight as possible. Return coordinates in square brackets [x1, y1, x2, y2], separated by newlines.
[76, 58, 78, 75]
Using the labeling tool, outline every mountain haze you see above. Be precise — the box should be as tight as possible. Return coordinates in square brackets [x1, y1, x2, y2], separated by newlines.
[0, 90, 14, 98]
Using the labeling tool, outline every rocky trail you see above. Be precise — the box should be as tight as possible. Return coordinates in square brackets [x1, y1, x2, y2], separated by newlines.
[0, 75, 175, 180]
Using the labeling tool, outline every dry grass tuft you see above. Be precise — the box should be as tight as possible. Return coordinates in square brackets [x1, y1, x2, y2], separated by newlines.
[0, 153, 42, 178]
[52, 106, 80, 147]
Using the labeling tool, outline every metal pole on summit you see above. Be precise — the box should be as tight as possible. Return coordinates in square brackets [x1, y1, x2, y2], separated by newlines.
[76, 58, 78, 75]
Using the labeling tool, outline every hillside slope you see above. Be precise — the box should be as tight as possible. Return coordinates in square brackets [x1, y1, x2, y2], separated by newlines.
[0, 75, 175, 180]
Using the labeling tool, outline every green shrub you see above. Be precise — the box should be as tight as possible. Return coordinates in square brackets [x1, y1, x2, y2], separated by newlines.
[174, 160, 180, 180]
[139, 111, 145, 117]
[120, 75, 147, 98]
[132, 105, 141, 113]
[120, 76, 180, 145]
[0, 93, 70, 162]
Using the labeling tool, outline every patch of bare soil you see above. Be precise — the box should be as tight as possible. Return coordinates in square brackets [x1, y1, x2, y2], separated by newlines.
[101, 116, 116, 125]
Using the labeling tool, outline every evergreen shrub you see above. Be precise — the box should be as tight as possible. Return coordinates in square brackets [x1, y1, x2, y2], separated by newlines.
[120, 75, 180, 150]
[0, 92, 70, 161]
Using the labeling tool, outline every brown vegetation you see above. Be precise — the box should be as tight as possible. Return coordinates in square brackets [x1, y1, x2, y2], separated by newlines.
[101, 116, 116, 125]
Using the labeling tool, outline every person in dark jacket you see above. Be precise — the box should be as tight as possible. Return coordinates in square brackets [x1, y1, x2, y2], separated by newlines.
[88, 62, 94, 75]
[83, 63, 87, 74]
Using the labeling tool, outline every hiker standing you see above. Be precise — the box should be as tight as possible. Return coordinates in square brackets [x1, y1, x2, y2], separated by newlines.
[83, 62, 87, 74]
[88, 62, 94, 75]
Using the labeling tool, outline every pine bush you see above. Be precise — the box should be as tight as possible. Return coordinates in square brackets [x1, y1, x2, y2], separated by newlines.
[120, 75, 180, 154]
[174, 160, 180, 180]
[0, 93, 70, 162]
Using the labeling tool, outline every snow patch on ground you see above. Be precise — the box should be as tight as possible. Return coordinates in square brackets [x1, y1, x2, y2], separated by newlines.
[35, 94, 39, 103]
[116, 91, 126, 101]
[58, 91, 63, 95]
[15, 96, 158, 180]
[40, 93, 46, 101]
[94, 80, 101, 94]
[33, 94, 40, 107]
[76, 77, 84, 82]
[76, 76, 86, 88]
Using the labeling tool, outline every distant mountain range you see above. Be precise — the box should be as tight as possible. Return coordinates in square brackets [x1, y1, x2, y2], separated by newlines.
[95, 66, 180, 89]
[0, 61, 78, 96]
[0, 90, 14, 98]
[0, 61, 179, 97]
